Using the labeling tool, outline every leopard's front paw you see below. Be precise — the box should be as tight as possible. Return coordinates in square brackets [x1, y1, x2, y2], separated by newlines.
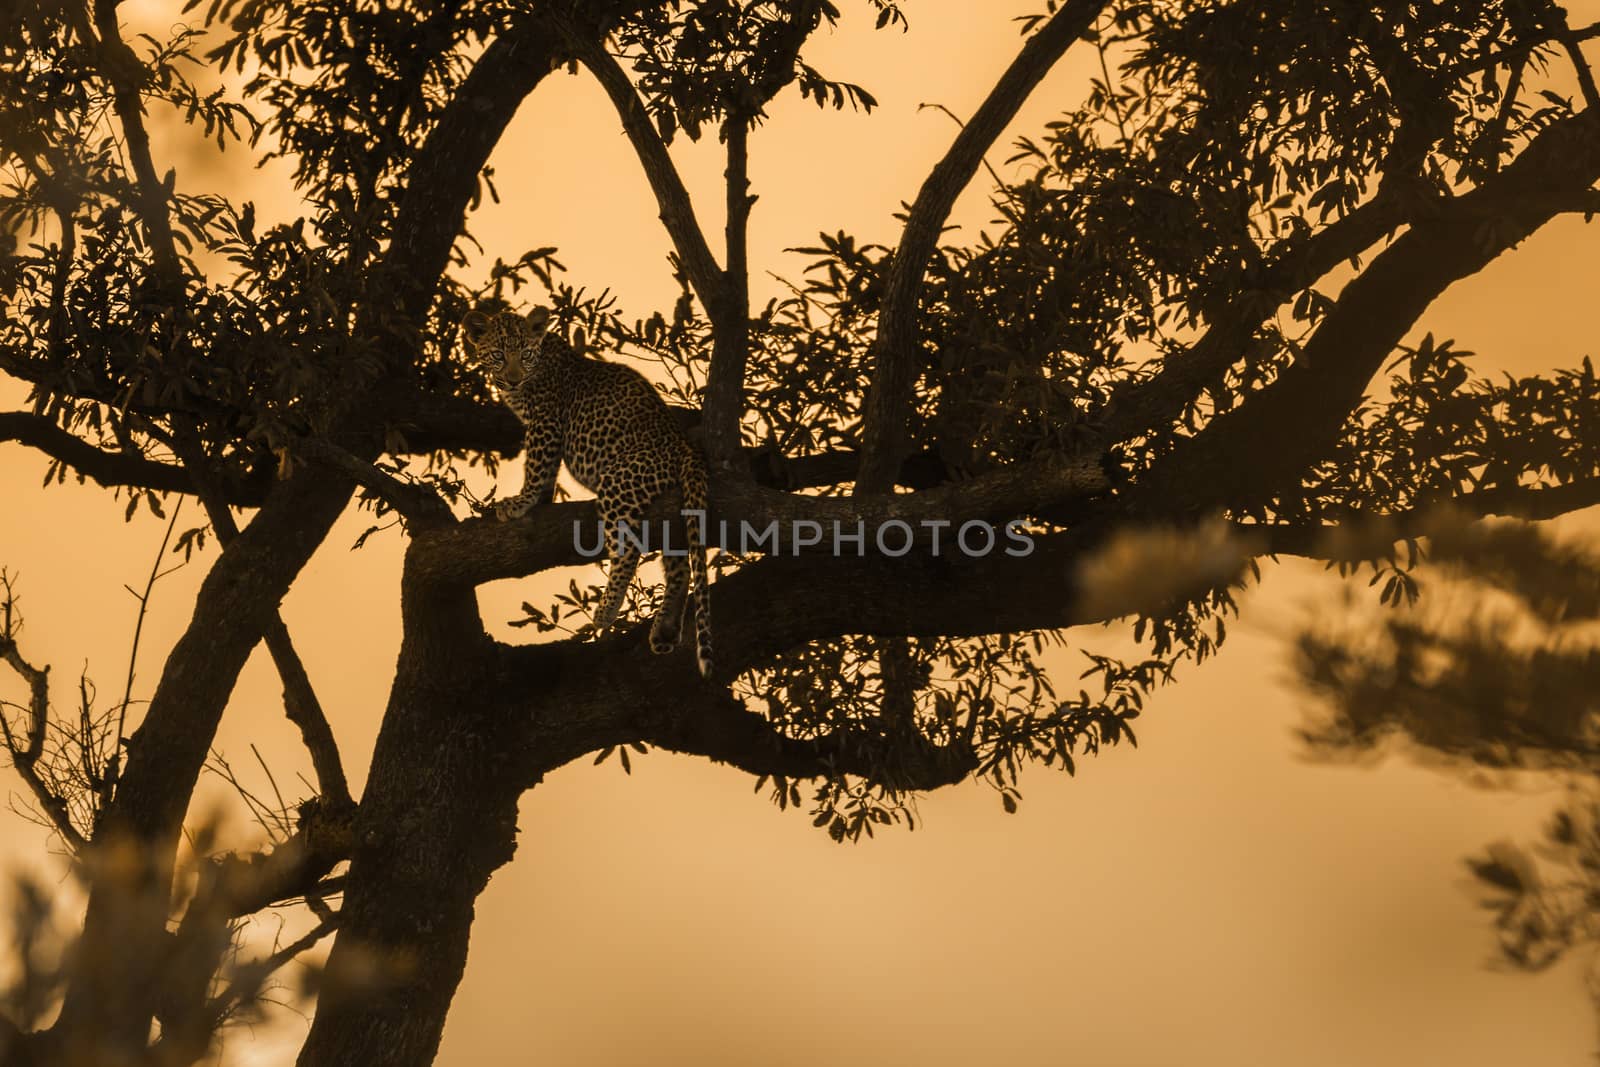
[494, 498, 533, 522]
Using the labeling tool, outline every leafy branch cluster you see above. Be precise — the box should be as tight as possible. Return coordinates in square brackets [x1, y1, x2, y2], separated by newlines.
[616, 0, 899, 142]
[1314, 338, 1600, 520]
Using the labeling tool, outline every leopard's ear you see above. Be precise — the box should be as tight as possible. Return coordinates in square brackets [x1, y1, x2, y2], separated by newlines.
[572, 324, 588, 353]
[524, 306, 552, 333]
[460, 310, 490, 350]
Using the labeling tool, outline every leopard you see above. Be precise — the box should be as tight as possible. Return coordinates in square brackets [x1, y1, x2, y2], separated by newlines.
[462, 305, 713, 678]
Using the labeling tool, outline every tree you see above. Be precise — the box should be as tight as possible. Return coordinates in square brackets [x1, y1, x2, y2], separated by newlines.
[2, 0, 1599, 1063]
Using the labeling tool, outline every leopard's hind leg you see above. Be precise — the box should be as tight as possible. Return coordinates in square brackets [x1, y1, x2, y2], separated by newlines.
[651, 551, 689, 653]
[592, 505, 645, 633]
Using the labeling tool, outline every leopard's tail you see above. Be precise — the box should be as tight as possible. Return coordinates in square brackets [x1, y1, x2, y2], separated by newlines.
[680, 447, 713, 679]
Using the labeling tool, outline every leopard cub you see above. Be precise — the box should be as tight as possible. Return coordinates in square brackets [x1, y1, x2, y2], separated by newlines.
[463, 306, 712, 677]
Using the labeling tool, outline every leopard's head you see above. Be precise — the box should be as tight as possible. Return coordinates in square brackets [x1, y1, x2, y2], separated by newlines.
[461, 305, 553, 388]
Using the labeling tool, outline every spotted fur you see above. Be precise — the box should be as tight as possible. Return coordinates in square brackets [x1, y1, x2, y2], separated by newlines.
[463, 306, 713, 677]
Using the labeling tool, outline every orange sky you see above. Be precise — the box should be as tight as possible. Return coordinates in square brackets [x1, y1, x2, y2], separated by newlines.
[4, 3, 1600, 1064]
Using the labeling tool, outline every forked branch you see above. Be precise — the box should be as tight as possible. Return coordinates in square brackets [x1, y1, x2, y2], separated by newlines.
[161, 425, 356, 809]
[183, 469, 355, 810]
[0, 574, 87, 851]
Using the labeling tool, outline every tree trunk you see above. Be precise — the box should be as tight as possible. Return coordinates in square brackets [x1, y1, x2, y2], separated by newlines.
[296, 572, 543, 1066]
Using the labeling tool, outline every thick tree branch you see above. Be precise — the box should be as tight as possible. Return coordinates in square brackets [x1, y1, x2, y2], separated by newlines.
[1, 412, 199, 496]
[636, 686, 976, 790]
[296, 578, 502, 1067]
[381, 383, 963, 490]
[500, 636, 975, 790]
[703, 118, 753, 473]
[1549, 188, 1600, 214]
[406, 451, 1107, 589]
[854, 0, 1111, 492]
[1249, 479, 1600, 558]
[560, 23, 727, 316]
[376, 384, 960, 489]
[574, 477, 1600, 685]
[1128, 107, 1600, 516]
[479, 484, 1600, 759]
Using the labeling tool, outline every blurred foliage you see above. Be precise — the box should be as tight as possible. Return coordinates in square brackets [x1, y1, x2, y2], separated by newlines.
[1296, 516, 1600, 769]
[1296, 514, 1600, 1013]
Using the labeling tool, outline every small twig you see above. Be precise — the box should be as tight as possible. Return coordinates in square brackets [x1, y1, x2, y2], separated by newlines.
[0, 573, 49, 764]
[919, 102, 1024, 215]
[1094, 32, 1132, 148]
[77, 673, 97, 798]
[207, 750, 289, 842]
[250, 743, 293, 839]
[201, 914, 339, 1029]
[115, 496, 184, 747]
